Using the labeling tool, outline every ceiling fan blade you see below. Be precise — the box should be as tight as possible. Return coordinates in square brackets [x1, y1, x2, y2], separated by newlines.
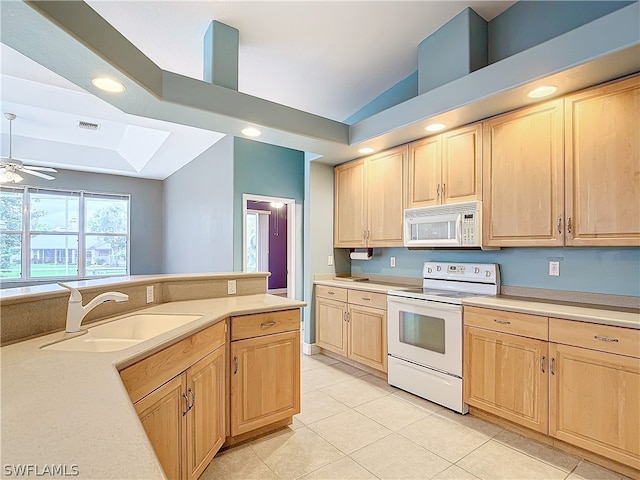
[22, 165, 58, 173]
[21, 169, 55, 180]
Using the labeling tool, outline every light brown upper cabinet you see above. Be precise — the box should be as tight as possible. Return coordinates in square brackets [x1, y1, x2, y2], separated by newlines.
[483, 99, 565, 247]
[407, 123, 482, 208]
[334, 146, 406, 248]
[564, 75, 640, 246]
[483, 75, 640, 247]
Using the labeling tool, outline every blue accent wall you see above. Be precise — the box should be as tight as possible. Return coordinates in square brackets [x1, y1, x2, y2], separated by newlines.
[350, 247, 640, 297]
[233, 138, 305, 271]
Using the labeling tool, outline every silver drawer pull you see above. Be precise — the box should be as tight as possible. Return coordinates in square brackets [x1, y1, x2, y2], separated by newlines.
[362, 297, 371, 301]
[261, 321, 277, 328]
[594, 335, 619, 343]
[540, 355, 545, 373]
[494, 319, 511, 325]
[328, 291, 335, 295]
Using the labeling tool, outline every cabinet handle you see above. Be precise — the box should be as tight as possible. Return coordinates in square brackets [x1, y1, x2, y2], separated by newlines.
[233, 356, 238, 375]
[344, 312, 349, 322]
[182, 393, 190, 416]
[557, 216, 562, 234]
[567, 217, 572, 234]
[261, 321, 277, 328]
[493, 319, 511, 325]
[442, 183, 445, 197]
[436, 184, 440, 198]
[361, 297, 371, 301]
[327, 291, 335, 295]
[188, 387, 195, 410]
[540, 355, 545, 373]
[594, 335, 619, 343]
[550, 358, 555, 376]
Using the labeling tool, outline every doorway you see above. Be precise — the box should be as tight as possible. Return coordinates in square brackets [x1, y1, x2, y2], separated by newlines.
[242, 194, 295, 298]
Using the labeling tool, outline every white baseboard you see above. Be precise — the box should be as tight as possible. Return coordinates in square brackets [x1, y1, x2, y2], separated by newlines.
[302, 343, 321, 356]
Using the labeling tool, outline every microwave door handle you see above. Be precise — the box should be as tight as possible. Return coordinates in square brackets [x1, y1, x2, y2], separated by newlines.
[455, 214, 462, 245]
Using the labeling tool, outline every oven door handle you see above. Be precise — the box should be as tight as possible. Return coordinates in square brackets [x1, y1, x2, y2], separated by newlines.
[387, 296, 462, 313]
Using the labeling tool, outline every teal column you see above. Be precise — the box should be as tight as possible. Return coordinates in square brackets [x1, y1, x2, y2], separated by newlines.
[203, 20, 239, 90]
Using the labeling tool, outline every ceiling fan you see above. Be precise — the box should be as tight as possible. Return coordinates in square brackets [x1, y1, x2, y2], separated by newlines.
[1, 113, 57, 183]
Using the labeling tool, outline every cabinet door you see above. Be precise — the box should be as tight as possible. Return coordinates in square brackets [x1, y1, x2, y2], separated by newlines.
[442, 123, 482, 204]
[483, 100, 564, 246]
[185, 345, 226, 480]
[134, 375, 187, 480]
[367, 146, 406, 246]
[407, 136, 441, 208]
[230, 330, 300, 436]
[315, 297, 348, 356]
[347, 304, 387, 373]
[335, 160, 366, 247]
[550, 343, 640, 470]
[464, 326, 548, 433]
[565, 75, 640, 246]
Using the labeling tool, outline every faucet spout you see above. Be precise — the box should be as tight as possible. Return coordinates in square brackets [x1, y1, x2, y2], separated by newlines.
[58, 283, 129, 333]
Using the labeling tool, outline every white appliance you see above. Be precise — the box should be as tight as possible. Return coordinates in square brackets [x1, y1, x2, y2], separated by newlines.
[404, 201, 482, 248]
[387, 262, 500, 414]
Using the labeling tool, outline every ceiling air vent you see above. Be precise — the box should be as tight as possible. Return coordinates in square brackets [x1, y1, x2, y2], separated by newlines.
[78, 121, 100, 131]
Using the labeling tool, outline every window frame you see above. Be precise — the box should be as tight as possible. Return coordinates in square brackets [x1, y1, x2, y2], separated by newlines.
[0, 185, 131, 283]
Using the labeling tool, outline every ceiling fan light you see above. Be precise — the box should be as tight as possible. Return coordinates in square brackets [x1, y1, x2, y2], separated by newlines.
[0, 170, 23, 184]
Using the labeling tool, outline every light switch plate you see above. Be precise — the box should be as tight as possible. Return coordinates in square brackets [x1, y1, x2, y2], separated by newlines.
[146, 285, 154, 303]
[328, 255, 334, 266]
[228, 280, 237, 295]
[549, 261, 560, 276]
[390, 256, 396, 267]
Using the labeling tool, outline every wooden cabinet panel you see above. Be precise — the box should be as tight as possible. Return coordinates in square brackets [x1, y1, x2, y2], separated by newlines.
[230, 330, 300, 436]
[549, 317, 640, 358]
[134, 375, 186, 480]
[565, 75, 640, 246]
[316, 285, 348, 302]
[483, 100, 564, 246]
[407, 136, 441, 208]
[464, 326, 548, 433]
[367, 147, 405, 246]
[186, 346, 226, 480]
[231, 309, 300, 341]
[346, 289, 387, 310]
[347, 304, 387, 372]
[315, 297, 348, 356]
[464, 306, 548, 341]
[442, 123, 482, 204]
[550, 343, 640, 469]
[334, 160, 366, 247]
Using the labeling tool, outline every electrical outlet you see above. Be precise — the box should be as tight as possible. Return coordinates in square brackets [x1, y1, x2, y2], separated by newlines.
[390, 256, 396, 267]
[328, 255, 334, 266]
[228, 280, 237, 295]
[146, 285, 154, 303]
[549, 261, 560, 276]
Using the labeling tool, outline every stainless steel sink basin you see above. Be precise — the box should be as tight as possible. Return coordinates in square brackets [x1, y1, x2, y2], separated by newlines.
[43, 313, 203, 352]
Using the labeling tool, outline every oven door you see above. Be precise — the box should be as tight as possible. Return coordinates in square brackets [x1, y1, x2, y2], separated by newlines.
[387, 296, 463, 377]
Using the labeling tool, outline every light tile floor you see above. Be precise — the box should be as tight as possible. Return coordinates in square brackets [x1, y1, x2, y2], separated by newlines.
[202, 353, 634, 480]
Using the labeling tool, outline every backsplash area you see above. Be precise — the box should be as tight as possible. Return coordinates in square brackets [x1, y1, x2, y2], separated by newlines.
[349, 247, 640, 297]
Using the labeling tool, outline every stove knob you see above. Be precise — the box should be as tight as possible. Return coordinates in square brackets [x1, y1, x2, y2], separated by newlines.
[474, 267, 480, 274]
[436, 266, 441, 272]
[427, 268, 432, 273]
[485, 270, 492, 277]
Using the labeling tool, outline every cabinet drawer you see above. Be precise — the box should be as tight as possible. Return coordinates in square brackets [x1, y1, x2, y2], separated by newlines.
[316, 285, 348, 302]
[464, 306, 548, 341]
[231, 309, 300, 341]
[347, 289, 387, 309]
[120, 320, 226, 404]
[550, 318, 640, 358]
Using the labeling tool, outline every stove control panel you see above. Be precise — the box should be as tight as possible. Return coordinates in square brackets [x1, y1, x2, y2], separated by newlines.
[422, 262, 499, 284]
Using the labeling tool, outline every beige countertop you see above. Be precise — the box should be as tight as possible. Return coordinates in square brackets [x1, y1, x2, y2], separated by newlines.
[1, 294, 305, 479]
[463, 295, 640, 330]
[314, 278, 415, 293]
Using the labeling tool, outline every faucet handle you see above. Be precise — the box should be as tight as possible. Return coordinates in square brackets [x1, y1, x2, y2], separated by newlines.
[57, 282, 82, 302]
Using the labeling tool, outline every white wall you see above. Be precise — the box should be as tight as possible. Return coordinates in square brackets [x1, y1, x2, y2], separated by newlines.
[163, 136, 234, 273]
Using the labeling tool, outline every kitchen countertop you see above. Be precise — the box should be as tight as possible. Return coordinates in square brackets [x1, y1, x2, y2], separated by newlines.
[463, 295, 640, 330]
[1, 294, 306, 479]
[314, 278, 416, 293]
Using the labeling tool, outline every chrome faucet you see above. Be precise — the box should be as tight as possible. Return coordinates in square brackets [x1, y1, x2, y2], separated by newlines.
[58, 282, 129, 333]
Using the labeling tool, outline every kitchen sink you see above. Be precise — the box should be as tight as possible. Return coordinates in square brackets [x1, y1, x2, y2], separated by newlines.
[43, 313, 203, 352]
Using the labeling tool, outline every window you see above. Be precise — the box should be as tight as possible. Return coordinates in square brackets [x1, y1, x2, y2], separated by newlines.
[0, 186, 130, 282]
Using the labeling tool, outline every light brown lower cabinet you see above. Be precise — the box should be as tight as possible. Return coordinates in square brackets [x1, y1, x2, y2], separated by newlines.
[315, 285, 387, 373]
[464, 307, 640, 471]
[229, 309, 301, 437]
[120, 321, 227, 480]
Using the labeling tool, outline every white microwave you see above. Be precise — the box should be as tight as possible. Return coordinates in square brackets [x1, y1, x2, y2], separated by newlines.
[404, 201, 482, 248]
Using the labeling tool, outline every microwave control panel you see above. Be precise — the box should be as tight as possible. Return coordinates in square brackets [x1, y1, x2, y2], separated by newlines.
[461, 213, 477, 245]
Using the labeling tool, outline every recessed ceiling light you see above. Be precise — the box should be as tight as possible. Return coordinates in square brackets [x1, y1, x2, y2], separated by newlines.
[527, 85, 558, 99]
[241, 127, 261, 137]
[359, 147, 375, 154]
[91, 77, 126, 93]
[425, 123, 446, 132]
